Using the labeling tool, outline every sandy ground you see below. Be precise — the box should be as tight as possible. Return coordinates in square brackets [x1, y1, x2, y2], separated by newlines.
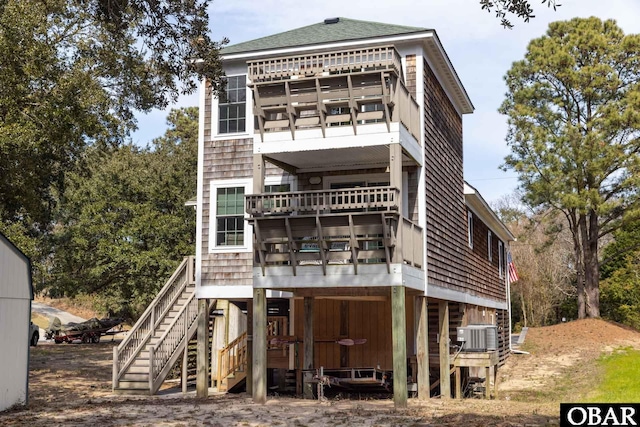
[2, 318, 639, 426]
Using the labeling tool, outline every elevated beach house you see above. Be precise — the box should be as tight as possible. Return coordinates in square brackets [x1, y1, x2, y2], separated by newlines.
[113, 17, 515, 408]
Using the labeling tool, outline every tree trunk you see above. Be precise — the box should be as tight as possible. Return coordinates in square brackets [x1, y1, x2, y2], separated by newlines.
[520, 291, 528, 328]
[570, 210, 586, 319]
[582, 211, 600, 318]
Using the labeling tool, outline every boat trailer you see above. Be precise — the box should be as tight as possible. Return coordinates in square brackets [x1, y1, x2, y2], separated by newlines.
[45, 316, 124, 344]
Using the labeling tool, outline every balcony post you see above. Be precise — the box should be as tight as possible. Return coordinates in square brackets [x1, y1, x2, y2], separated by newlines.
[390, 143, 403, 263]
[253, 154, 264, 193]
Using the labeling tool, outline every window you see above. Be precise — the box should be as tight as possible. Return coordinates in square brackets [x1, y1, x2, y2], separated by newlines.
[360, 103, 384, 124]
[327, 106, 351, 126]
[216, 187, 245, 246]
[218, 75, 246, 134]
[498, 240, 504, 278]
[210, 179, 252, 252]
[488, 231, 493, 261]
[467, 211, 474, 249]
[264, 184, 291, 193]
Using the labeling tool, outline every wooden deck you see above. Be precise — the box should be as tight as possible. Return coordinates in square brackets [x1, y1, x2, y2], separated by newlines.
[247, 188, 423, 278]
[249, 46, 420, 142]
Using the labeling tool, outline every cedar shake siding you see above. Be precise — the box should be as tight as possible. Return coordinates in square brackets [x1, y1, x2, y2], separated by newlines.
[200, 135, 295, 288]
[423, 59, 467, 292]
[466, 208, 508, 301]
[405, 55, 417, 97]
[201, 137, 254, 287]
[405, 56, 419, 224]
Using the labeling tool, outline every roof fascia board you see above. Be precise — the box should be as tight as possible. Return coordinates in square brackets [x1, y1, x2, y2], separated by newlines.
[420, 43, 464, 117]
[222, 31, 434, 61]
[0, 231, 34, 300]
[464, 184, 516, 242]
[424, 32, 474, 114]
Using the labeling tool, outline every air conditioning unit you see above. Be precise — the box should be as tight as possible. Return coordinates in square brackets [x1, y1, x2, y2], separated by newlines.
[456, 324, 498, 352]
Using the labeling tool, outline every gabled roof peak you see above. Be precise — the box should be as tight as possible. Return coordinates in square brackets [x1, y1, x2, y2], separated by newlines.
[221, 17, 431, 56]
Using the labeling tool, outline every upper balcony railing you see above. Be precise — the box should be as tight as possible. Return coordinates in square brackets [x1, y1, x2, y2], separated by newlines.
[248, 46, 402, 83]
[252, 71, 420, 142]
[246, 187, 400, 216]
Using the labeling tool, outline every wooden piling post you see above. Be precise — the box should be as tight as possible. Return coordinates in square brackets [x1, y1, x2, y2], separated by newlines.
[196, 298, 209, 398]
[253, 289, 267, 404]
[246, 300, 253, 395]
[417, 296, 429, 400]
[438, 301, 450, 399]
[391, 286, 408, 408]
[303, 297, 314, 399]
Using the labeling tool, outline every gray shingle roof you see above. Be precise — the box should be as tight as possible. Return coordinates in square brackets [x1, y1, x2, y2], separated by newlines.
[222, 17, 429, 55]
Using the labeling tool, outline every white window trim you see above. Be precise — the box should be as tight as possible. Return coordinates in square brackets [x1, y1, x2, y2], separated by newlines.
[498, 240, 504, 279]
[213, 73, 252, 139]
[209, 178, 253, 253]
[467, 211, 473, 249]
[488, 230, 493, 262]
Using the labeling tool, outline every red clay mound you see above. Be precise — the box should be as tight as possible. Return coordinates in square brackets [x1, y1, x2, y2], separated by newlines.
[525, 318, 640, 354]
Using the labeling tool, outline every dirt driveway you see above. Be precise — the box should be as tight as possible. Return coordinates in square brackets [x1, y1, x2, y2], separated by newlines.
[2, 318, 639, 426]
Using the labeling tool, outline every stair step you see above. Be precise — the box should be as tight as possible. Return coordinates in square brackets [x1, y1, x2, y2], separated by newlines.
[116, 380, 150, 389]
[125, 366, 150, 374]
[131, 360, 150, 369]
[113, 388, 151, 396]
[121, 373, 150, 382]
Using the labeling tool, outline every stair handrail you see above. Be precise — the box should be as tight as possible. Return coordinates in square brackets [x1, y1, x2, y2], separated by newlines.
[217, 331, 248, 388]
[149, 290, 200, 394]
[113, 256, 195, 388]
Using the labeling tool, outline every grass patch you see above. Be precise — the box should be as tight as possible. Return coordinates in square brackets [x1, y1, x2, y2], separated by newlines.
[506, 350, 603, 404]
[585, 347, 640, 403]
[519, 340, 539, 354]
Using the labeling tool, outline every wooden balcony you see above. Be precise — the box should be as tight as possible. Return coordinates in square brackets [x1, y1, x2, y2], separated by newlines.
[248, 46, 402, 83]
[250, 46, 420, 144]
[246, 188, 424, 283]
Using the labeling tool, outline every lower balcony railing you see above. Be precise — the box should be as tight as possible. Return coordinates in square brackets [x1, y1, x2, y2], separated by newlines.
[250, 211, 423, 276]
[246, 187, 400, 216]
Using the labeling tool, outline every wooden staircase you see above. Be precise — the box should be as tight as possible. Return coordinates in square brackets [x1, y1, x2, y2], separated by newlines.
[216, 332, 248, 392]
[112, 256, 201, 395]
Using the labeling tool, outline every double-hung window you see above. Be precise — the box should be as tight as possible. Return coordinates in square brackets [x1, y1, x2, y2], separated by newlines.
[467, 211, 474, 249]
[210, 179, 251, 252]
[219, 75, 246, 134]
[498, 240, 504, 278]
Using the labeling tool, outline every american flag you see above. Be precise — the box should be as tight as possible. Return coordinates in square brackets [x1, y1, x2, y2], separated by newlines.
[507, 251, 519, 283]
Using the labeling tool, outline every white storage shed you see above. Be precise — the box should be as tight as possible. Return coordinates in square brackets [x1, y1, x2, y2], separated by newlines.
[0, 232, 33, 411]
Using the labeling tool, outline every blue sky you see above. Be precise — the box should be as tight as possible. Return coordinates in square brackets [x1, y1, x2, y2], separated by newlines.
[131, 0, 640, 204]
